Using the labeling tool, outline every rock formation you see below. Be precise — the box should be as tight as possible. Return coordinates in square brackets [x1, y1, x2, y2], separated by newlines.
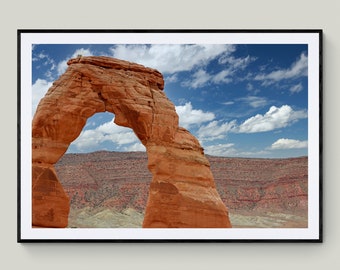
[209, 156, 308, 213]
[32, 56, 232, 228]
[55, 152, 308, 228]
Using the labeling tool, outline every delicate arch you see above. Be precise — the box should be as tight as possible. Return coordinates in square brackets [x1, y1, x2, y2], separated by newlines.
[32, 56, 232, 228]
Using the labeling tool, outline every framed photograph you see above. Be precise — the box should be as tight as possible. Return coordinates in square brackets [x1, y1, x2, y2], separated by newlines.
[18, 30, 322, 242]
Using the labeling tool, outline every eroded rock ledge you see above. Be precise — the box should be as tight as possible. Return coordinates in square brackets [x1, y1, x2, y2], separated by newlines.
[32, 56, 232, 228]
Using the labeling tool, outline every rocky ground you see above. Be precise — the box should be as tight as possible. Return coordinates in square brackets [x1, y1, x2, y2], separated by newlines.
[55, 151, 308, 228]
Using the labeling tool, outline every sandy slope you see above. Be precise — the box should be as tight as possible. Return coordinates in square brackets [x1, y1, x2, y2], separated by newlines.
[68, 207, 144, 228]
[66, 207, 307, 228]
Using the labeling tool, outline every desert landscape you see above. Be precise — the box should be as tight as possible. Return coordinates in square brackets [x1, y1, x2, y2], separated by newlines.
[55, 151, 308, 228]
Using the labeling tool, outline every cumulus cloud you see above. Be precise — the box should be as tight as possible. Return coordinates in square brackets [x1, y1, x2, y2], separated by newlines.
[203, 143, 272, 157]
[177, 103, 307, 145]
[203, 143, 236, 156]
[57, 48, 93, 75]
[110, 44, 235, 74]
[237, 105, 307, 133]
[122, 142, 146, 152]
[175, 102, 215, 129]
[270, 138, 308, 149]
[72, 117, 139, 152]
[56, 61, 67, 76]
[32, 79, 52, 116]
[254, 53, 308, 85]
[198, 120, 237, 141]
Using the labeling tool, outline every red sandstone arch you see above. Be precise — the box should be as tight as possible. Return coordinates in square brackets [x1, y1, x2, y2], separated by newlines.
[32, 56, 232, 228]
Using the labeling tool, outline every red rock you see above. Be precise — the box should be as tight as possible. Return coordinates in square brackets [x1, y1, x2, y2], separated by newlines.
[32, 56, 232, 228]
[32, 164, 69, 227]
[55, 152, 308, 228]
[209, 156, 308, 213]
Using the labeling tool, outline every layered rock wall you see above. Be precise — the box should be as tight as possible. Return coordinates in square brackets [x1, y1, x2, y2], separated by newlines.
[32, 56, 231, 228]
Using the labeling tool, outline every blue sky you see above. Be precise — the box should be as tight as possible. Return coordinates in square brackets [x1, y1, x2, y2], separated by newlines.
[32, 43, 308, 158]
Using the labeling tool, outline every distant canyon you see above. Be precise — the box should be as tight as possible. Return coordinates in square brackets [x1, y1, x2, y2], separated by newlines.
[55, 151, 308, 228]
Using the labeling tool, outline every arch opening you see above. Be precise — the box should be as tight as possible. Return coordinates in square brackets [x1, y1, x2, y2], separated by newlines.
[66, 112, 146, 154]
[32, 56, 232, 228]
[55, 111, 151, 228]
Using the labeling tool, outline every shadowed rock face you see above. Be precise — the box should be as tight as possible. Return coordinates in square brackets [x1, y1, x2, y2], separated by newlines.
[32, 56, 232, 228]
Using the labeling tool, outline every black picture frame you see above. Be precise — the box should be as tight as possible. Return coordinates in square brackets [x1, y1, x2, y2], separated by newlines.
[17, 29, 322, 242]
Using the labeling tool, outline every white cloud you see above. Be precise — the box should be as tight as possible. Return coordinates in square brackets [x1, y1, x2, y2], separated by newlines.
[32, 52, 56, 69]
[32, 52, 47, 62]
[175, 102, 215, 129]
[198, 120, 237, 141]
[270, 138, 308, 149]
[182, 68, 234, 89]
[181, 55, 256, 89]
[33, 51, 57, 80]
[238, 96, 268, 108]
[222, 101, 234, 106]
[203, 143, 236, 156]
[72, 117, 139, 152]
[57, 48, 93, 75]
[212, 69, 233, 84]
[182, 69, 211, 89]
[237, 105, 307, 133]
[165, 73, 178, 83]
[219, 55, 257, 70]
[57, 60, 68, 75]
[122, 142, 146, 152]
[235, 150, 271, 158]
[110, 44, 235, 74]
[203, 143, 272, 158]
[254, 53, 308, 85]
[32, 79, 52, 116]
[290, 82, 303, 94]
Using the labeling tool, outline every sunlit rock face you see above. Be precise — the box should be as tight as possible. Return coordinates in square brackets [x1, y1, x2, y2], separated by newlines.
[32, 56, 232, 228]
